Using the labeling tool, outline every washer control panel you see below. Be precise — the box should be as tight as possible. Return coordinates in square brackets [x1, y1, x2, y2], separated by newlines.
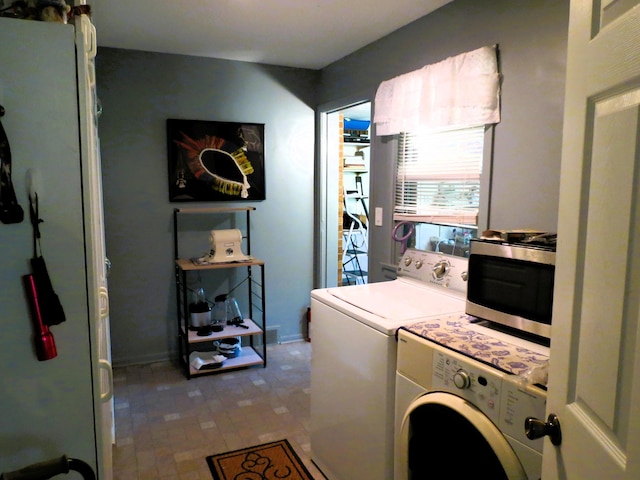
[432, 349, 503, 425]
[397, 248, 468, 293]
[430, 346, 548, 454]
[500, 381, 547, 453]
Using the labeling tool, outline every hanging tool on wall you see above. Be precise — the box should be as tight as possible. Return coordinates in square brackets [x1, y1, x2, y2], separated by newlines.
[0, 105, 25, 224]
[23, 273, 58, 361]
[28, 184, 66, 327]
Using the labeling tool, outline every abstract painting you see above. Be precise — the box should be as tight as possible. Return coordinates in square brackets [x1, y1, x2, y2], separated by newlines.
[167, 119, 265, 201]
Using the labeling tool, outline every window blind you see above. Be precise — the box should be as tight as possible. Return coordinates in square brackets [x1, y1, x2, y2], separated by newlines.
[394, 126, 484, 226]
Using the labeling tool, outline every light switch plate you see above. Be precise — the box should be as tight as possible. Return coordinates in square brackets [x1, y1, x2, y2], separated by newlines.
[374, 207, 383, 226]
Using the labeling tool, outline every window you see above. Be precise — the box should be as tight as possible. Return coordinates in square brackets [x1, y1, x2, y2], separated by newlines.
[374, 45, 500, 256]
[394, 125, 485, 227]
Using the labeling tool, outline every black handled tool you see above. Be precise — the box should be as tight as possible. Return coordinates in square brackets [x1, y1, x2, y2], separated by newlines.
[0, 105, 24, 224]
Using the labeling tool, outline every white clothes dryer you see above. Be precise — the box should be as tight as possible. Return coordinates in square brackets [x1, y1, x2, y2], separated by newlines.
[310, 249, 468, 480]
[395, 326, 549, 480]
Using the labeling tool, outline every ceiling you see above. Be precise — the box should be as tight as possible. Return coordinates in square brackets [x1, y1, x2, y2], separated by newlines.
[89, 0, 451, 70]
[340, 102, 372, 121]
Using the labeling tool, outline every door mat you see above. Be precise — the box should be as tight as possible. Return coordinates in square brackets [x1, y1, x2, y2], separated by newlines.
[206, 439, 315, 480]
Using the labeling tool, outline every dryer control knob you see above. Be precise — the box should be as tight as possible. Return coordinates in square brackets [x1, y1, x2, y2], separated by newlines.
[453, 370, 471, 389]
[432, 260, 449, 279]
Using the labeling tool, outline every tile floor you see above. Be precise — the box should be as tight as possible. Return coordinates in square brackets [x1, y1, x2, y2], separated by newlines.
[112, 340, 325, 480]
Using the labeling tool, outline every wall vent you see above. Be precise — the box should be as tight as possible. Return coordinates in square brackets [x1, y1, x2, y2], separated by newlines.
[265, 327, 279, 345]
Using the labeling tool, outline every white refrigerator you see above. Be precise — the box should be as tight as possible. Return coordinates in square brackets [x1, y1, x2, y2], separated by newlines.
[0, 14, 113, 479]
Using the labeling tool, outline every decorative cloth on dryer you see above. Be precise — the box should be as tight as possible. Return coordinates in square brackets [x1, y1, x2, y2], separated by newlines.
[401, 313, 549, 382]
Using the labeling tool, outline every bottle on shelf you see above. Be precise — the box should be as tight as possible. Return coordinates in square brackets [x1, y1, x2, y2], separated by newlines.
[189, 287, 212, 336]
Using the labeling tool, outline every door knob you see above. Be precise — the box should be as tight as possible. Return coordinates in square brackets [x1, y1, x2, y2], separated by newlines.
[525, 414, 562, 446]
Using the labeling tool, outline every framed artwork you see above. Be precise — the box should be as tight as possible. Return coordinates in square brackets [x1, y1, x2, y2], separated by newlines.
[167, 119, 265, 202]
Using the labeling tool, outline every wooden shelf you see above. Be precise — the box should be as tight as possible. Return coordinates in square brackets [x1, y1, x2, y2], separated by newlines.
[176, 258, 265, 271]
[174, 206, 255, 214]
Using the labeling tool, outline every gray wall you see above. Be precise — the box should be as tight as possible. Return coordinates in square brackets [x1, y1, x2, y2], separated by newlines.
[98, 0, 569, 365]
[96, 50, 319, 365]
[317, 0, 569, 282]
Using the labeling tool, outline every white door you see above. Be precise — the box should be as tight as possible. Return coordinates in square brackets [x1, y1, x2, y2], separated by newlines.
[543, 1, 640, 478]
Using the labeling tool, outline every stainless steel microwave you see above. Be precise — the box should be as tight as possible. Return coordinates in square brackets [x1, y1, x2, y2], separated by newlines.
[465, 238, 556, 340]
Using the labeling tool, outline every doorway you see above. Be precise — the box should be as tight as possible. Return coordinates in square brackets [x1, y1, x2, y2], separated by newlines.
[318, 102, 371, 288]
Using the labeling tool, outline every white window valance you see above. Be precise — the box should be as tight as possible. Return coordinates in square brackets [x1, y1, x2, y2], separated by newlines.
[374, 45, 500, 136]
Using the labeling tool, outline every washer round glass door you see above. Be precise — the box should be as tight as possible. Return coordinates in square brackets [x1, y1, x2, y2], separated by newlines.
[398, 392, 527, 480]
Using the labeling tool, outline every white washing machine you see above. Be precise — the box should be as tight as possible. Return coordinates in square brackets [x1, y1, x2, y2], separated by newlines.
[310, 248, 469, 480]
[395, 323, 550, 480]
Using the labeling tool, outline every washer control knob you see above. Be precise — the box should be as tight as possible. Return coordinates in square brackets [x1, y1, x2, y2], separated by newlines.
[415, 260, 423, 269]
[461, 270, 468, 282]
[404, 257, 412, 267]
[453, 370, 471, 389]
[432, 260, 450, 280]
